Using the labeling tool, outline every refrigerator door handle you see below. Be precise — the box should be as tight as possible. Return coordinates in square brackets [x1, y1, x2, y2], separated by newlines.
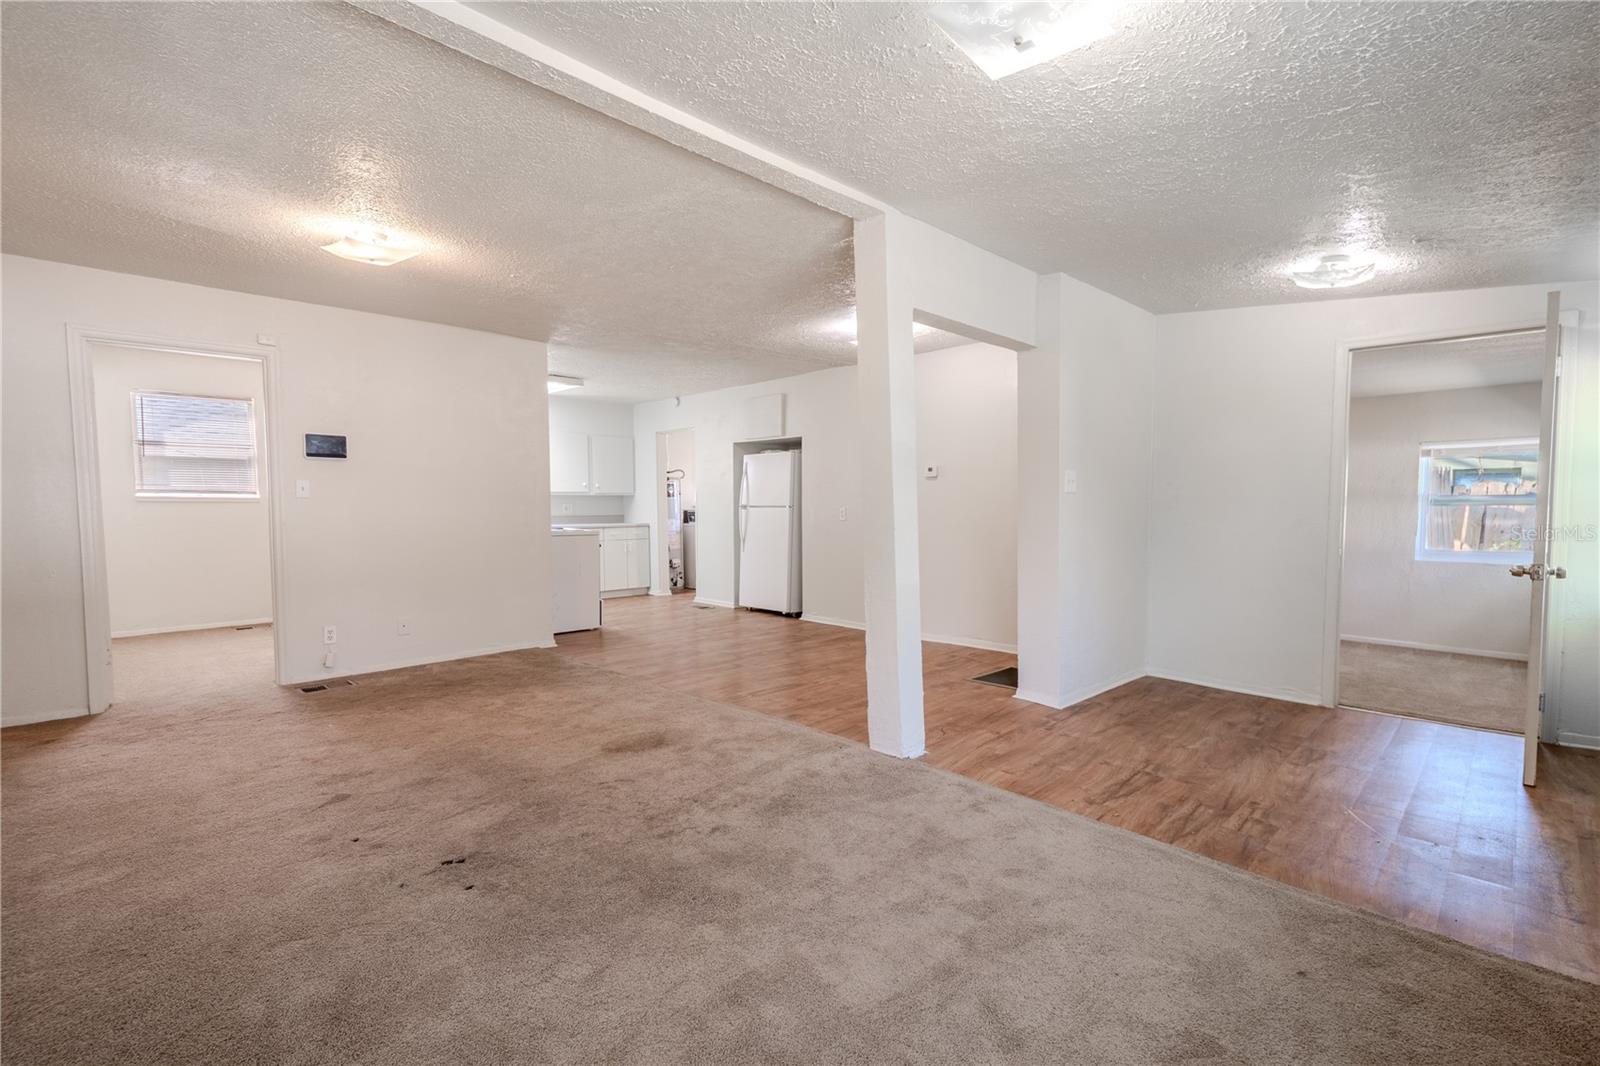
[738, 462, 751, 553]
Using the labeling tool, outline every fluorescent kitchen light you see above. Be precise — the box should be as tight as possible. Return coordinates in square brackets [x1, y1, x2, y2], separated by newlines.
[929, 2, 1116, 80]
[320, 227, 420, 267]
[547, 375, 583, 394]
[1288, 252, 1379, 290]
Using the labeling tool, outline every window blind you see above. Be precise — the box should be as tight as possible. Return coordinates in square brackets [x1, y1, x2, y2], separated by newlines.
[132, 391, 259, 497]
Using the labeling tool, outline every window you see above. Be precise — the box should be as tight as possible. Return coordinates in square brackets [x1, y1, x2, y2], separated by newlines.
[1415, 439, 1536, 563]
[132, 390, 259, 498]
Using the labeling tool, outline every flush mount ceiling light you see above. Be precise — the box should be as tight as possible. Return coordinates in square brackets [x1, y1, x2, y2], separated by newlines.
[547, 374, 583, 394]
[929, 2, 1116, 80]
[320, 226, 421, 267]
[1288, 252, 1379, 290]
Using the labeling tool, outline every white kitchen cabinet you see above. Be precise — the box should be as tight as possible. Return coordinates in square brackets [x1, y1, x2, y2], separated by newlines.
[589, 435, 635, 496]
[549, 431, 634, 496]
[597, 526, 651, 595]
[600, 535, 632, 592]
[550, 429, 591, 494]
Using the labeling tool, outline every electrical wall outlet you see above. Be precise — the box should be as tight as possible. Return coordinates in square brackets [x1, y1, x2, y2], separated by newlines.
[397, 620, 412, 637]
[323, 625, 337, 645]
[838, 506, 848, 521]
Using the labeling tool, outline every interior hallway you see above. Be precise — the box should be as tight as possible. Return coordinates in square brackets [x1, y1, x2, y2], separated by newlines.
[555, 594, 1600, 981]
[1339, 640, 1527, 733]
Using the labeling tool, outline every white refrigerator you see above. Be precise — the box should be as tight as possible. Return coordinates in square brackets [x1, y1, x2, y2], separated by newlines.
[737, 450, 801, 615]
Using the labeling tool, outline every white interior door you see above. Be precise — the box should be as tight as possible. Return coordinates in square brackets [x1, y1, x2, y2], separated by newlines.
[1519, 292, 1565, 787]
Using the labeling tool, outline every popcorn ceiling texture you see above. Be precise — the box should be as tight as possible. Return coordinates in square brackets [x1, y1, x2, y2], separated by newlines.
[477, 0, 1600, 312]
[0, 1, 858, 402]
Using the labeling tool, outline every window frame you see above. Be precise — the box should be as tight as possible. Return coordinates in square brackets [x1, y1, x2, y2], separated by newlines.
[130, 388, 262, 501]
[1413, 436, 1536, 565]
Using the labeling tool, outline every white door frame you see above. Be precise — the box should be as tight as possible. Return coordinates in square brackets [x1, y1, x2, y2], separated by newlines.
[1320, 316, 1554, 712]
[66, 326, 289, 713]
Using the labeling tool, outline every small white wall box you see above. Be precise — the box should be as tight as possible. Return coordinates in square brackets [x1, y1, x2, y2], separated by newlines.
[924, 464, 939, 479]
[305, 433, 347, 458]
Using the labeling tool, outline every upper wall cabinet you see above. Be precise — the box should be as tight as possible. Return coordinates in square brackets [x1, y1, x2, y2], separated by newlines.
[550, 431, 635, 495]
[589, 435, 635, 496]
[550, 429, 591, 494]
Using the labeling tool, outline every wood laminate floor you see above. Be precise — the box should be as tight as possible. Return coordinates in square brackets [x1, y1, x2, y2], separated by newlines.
[556, 593, 1600, 982]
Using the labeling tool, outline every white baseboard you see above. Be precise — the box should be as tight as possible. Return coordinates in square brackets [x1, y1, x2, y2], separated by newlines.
[1, 705, 97, 728]
[600, 588, 648, 600]
[281, 637, 555, 688]
[800, 613, 863, 631]
[1557, 731, 1600, 750]
[924, 632, 1018, 654]
[1145, 668, 1323, 707]
[1340, 635, 1528, 662]
[1013, 669, 1145, 711]
[801, 614, 1018, 654]
[112, 617, 273, 639]
[693, 596, 735, 609]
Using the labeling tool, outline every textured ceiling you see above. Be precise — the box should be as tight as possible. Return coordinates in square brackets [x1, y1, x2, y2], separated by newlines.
[0, 1, 871, 402]
[469, 0, 1600, 312]
[1350, 330, 1545, 398]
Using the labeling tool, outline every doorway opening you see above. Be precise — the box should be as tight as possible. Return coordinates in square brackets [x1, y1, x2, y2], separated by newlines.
[658, 428, 696, 595]
[1335, 326, 1546, 735]
[73, 336, 281, 711]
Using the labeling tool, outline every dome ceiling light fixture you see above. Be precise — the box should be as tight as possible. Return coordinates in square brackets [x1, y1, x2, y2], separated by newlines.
[928, 2, 1117, 81]
[320, 225, 421, 267]
[1288, 252, 1380, 290]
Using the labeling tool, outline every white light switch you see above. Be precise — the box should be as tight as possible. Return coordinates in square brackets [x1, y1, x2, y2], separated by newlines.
[296, 479, 311, 498]
[397, 620, 412, 637]
[1062, 470, 1079, 494]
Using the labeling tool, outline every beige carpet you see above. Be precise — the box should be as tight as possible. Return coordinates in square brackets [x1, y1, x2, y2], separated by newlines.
[1340, 640, 1528, 732]
[3, 629, 1596, 1065]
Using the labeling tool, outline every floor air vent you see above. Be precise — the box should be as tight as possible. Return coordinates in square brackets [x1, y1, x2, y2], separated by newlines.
[972, 667, 1019, 689]
[300, 684, 328, 693]
[234, 625, 255, 631]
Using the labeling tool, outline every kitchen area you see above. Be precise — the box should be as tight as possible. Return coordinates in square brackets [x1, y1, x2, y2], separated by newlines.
[548, 392, 696, 634]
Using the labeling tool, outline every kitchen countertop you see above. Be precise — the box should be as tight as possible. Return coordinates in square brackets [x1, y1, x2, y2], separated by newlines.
[551, 522, 648, 530]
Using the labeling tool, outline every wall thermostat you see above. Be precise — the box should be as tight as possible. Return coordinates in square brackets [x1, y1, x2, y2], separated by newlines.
[305, 434, 348, 459]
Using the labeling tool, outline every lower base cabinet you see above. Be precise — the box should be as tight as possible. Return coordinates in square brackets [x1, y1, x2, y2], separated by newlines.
[599, 526, 650, 594]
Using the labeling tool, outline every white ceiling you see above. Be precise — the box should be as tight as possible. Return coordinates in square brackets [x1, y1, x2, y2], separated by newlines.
[468, 0, 1600, 312]
[0, 1, 884, 402]
[1350, 330, 1545, 398]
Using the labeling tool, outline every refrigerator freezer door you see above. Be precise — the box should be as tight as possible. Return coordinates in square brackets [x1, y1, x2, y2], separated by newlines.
[742, 451, 795, 508]
[738, 505, 795, 611]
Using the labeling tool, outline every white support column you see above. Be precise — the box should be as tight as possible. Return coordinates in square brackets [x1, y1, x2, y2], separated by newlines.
[854, 211, 925, 758]
[1015, 273, 1072, 706]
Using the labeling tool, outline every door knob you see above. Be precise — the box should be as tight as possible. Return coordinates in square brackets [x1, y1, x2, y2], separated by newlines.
[1509, 565, 1534, 578]
[1550, 566, 1567, 579]
[1509, 563, 1564, 581]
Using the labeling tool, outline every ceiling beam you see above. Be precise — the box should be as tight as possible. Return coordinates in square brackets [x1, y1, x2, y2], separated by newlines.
[347, 0, 889, 220]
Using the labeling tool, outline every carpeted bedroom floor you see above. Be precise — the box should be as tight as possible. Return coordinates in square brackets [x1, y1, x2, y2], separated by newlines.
[1339, 639, 1527, 733]
[2, 630, 1596, 1065]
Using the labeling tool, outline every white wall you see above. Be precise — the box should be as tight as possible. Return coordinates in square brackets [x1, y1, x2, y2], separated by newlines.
[916, 344, 1018, 650]
[1016, 274, 1155, 707]
[2, 255, 551, 725]
[548, 395, 634, 521]
[627, 343, 1019, 649]
[1341, 384, 1538, 658]
[91, 343, 273, 636]
[1147, 280, 1598, 747]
